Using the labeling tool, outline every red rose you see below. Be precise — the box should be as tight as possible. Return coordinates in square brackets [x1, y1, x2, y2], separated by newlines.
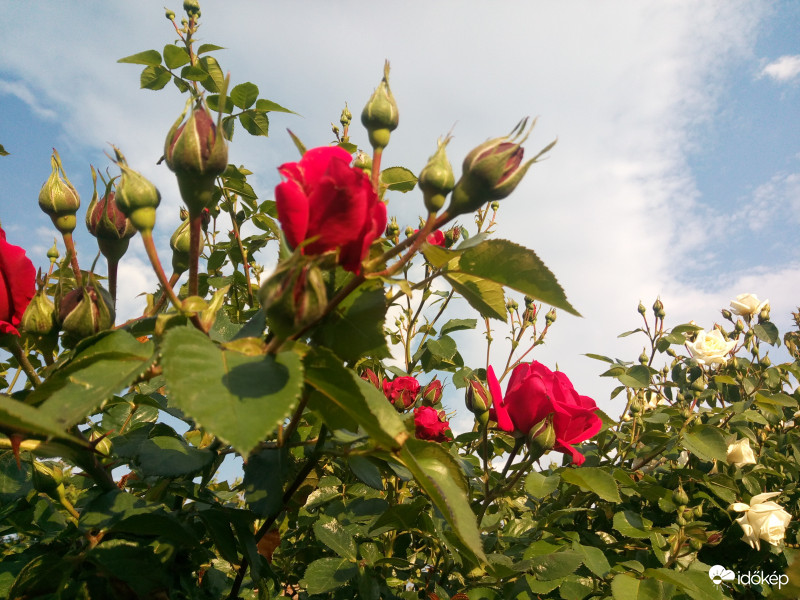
[275, 146, 387, 273]
[0, 228, 36, 336]
[414, 406, 452, 442]
[382, 376, 420, 411]
[413, 228, 445, 246]
[487, 362, 601, 465]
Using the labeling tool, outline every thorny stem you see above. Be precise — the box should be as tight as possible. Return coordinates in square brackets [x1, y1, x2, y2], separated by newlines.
[10, 339, 40, 388]
[188, 214, 203, 297]
[228, 426, 328, 599]
[477, 438, 524, 523]
[62, 232, 82, 286]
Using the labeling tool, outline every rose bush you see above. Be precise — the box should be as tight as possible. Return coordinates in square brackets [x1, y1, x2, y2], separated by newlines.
[0, 227, 36, 336]
[275, 145, 386, 273]
[487, 361, 602, 464]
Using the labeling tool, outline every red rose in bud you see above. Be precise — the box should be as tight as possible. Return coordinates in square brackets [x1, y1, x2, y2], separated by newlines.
[382, 376, 420, 411]
[275, 146, 387, 273]
[414, 406, 452, 442]
[360, 368, 382, 390]
[0, 228, 36, 336]
[488, 362, 601, 465]
[414, 229, 445, 247]
[421, 379, 443, 405]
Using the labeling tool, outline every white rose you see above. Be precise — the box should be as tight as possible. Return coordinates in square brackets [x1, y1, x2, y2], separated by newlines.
[726, 437, 757, 467]
[686, 329, 736, 366]
[730, 293, 769, 319]
[730, 492, 791, 550]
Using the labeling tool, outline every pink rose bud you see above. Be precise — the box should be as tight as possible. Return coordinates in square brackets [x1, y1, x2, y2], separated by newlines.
[421, 379, 443, 406]
[38, 149, 80, 234]
[86, 168, 136, 262]
[447, 118, 555, 217]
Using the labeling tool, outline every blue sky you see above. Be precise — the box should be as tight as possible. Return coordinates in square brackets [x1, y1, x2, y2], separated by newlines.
[0, 1, 798, 423]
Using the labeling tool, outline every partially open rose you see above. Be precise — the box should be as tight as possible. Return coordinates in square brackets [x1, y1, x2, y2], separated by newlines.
[488, 362, 602, 465]
[730, 492, 791, 550]
[0, 227, 36, 336]
[275, 146, 386, 273]
[413, 406, 452, 442]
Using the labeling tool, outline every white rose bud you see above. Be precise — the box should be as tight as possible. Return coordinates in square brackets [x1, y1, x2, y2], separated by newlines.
[726, 437, 757, 468]
[730, 293, 769, 320]
[686, 329, 736, 367]
[730, 492, 791, 550]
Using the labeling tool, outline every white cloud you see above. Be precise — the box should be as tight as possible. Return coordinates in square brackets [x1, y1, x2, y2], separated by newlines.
[0, 79, 57, 120]
[760, 55, 800, 82]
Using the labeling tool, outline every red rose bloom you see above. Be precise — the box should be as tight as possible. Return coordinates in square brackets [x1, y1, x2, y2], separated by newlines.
[275, 146, 387, 273]
[0, 228, 36, 336]
[414, 406, 452, 442]
[488, 362, 601, 465]
[413, 228, 445, 246]
[383, 376, 421, 411]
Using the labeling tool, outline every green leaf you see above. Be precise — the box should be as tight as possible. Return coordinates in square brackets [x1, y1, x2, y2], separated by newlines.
[163, 44, 190, 69]
[161, 326, 303, 455]
[645, 568, 725, 600]
[754, 321, 780, 345]
[140, 65, 171, 90]
[303, 347, 406, 448]
[181, 64, 208, 81]
[426, 335, 457, 361]
[529, 551, 583, 580]
[525, 471, 559, 499]
[314, 515, 358, 560]
[0, 452, 32, 502]
[574, 543, 610, 577]
[440, 318, 477, 335]
[312, 281, 389, 363]
[197, 43, 225, 54]
[118, 49, 162, 66]
[348, 456, 384, 490]
[397, 439, 486, 564]
[199, 56, 225, 92]
[30, 331, 155, 429]
[445, 272, 506, 321]
[230, 82, 259, 109]
[613, 510, 652, 538]
[0, 395, 86, 443]
[136, 436, 214, 477]
[380, 166, 417, 192]
[426, 239, 580, 316]
[611, 574, 675, 600]
[239, 110, 270, 137]
[561, 467, 621, 502]
[682, 424, 728, 462]
[0, 144, 9, 156]
[243, 447, 290, 517]
[617, 364, 652, 388]
[304, 557, 358, 594]
[206, 94, 235, 114]
[256, 98, 296, 114]
[89, 540, 168, 598]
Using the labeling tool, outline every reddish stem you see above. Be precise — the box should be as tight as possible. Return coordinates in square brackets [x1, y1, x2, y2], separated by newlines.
[108, 259, 118, 309]
[188, 214, 203, 297]
[141, 232, 183, 312]
[62, 232, 82, 286]
[371, 148, 383, 193]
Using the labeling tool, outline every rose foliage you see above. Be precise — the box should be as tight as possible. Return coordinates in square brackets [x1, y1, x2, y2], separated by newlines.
[3, 6, 800, 600]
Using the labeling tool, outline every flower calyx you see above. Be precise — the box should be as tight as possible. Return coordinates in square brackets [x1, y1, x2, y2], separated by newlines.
[39, 149, 81, 234]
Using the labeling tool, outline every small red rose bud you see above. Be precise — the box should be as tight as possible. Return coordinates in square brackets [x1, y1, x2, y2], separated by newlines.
[258, 260, 328, 340]
[164, 98, 228, 216]
[545, 308, 557, 325]
[360, 368, 382, 391]
[443, 226, 461, 248]
[86, 169, 136, 262]
[419, 136, 455, 214]
[39, 149, 80, 234]
[112, 148, 161, 234]
[421, 379, 443, 406]
[170, 217, 192, 274]
[361, 61, 399, 151]
[57, 284, 115, 341]
[466, 378, 492, 426]
[447, 118, 555, 217]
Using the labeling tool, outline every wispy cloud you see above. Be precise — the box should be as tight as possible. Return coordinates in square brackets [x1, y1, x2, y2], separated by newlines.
[0, 79, 57, 120]
[760, 55, 800, 82]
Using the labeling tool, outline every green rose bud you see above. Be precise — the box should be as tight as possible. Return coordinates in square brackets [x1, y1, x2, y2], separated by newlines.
[672, 486, 689, 506]
[419, 136, 455, 213]
[164, 99, 228, 217]
[446, 118, 555, 217]
[57, 284, 115, 341]
[340, 104, 352, 128]
[259, 260, 328, 340]
[361, 61, 399, 151]
[465, 378, 492, 427]
[527, 417, 556, 457]
[170, 217, 192, 274]
[46, 240, 59, 263]
[31, 460, 64, 497]
[113, 148, 161, 234]
[39, 149, 80, 234]
[21, 290, 57, 336]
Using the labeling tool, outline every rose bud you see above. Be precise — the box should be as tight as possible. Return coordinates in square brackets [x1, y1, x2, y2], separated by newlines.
[21, 290, 57, 336]
[361, 61, 399, 151]
[85, 170, 136, 262]
[421, 379, 443, 406]
[38, 149, 81, 234]
[113, 148, 161, 234]
[413, 406, 452, 443]
[360, 368, 382, 390]
[164, 98, 228, 216]
[527, 417, 556, 456]
[447, 118, 555, 217]
[170, 216, 192, 274]
[443, 226, 460, 248]
[31, 460, 64, 498]
[419, 136, 455, 213]
[465, 378, 492, 427]
[57, 283, 115, 340]
[259, 260, 328, 340]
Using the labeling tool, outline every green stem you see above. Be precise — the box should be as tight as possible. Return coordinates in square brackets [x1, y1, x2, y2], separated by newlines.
[188, 214, 202, 297]
[10, 339, 40, 388]
[147, 272, 181, 317]
[477, 437, 524, 523]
